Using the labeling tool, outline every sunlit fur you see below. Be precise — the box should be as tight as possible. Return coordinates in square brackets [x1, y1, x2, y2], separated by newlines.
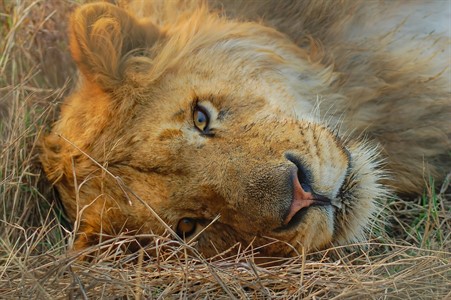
[40, 1, 450, 257]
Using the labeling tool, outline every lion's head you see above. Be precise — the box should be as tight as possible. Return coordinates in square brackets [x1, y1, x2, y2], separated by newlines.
[41, 3, 386, 257]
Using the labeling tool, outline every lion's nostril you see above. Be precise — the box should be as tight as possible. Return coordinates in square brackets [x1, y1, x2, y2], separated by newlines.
[297, 168, 313, 193]
[284, 152, 313, 192]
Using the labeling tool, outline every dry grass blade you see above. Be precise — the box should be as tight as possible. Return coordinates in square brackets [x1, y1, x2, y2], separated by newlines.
[0, 0, 449, 299]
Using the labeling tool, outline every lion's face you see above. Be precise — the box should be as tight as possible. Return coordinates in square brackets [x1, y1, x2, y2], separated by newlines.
[41, 3, 384, 257]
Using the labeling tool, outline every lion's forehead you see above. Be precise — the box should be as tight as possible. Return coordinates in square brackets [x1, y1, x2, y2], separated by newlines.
[144, 60, 322, 129]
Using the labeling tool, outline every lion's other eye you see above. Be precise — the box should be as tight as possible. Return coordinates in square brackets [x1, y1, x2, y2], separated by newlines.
[193, 106, 209, 131]
[176, 218, 197, 238]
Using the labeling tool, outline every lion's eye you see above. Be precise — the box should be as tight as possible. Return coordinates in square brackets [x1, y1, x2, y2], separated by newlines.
[193, 106, 209, 132]
[176, 218, 197, 238]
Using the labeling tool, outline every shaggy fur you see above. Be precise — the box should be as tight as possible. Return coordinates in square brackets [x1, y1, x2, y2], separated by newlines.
[40, 0, 450, 257]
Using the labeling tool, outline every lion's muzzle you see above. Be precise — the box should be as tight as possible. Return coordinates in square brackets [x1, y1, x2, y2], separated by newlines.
[218, 122, 351, 233]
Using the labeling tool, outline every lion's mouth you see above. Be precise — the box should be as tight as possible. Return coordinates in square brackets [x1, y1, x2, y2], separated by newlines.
[278, 197, 331, 232]
[277, 203, 328, 231]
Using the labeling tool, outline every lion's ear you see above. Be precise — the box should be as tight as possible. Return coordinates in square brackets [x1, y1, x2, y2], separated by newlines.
[69, 3, 161, 89]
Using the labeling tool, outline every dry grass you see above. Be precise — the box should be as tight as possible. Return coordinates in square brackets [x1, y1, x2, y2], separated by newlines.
[0, 1, 450, 299]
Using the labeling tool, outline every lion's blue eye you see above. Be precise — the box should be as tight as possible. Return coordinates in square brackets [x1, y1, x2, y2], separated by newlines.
[193, 106, 209, 131]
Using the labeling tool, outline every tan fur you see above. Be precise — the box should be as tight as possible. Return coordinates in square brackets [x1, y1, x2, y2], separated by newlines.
[40, 0, 450, 257]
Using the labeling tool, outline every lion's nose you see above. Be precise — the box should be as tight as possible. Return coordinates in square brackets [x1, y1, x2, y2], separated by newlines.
[283, 152, 331, 226]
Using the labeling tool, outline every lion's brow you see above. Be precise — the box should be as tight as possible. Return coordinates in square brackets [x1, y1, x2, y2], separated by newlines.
[172, 109, 186, 121]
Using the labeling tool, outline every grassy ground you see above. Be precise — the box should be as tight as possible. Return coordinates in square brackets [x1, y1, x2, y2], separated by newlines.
[0, 1, 449, 298]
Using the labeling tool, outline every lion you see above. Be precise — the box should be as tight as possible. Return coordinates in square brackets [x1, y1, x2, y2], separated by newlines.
[40, 0, 450, 257]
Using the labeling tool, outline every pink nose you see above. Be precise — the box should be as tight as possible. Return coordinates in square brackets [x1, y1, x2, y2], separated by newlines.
[283, 170, 316, 225]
